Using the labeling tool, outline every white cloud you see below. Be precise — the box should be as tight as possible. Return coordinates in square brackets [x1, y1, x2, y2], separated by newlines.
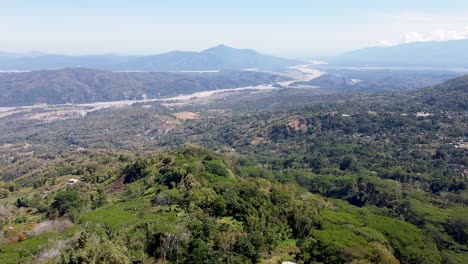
[374, 26, 468, 47]
[399, 32, 427, 43]
[373, 39, 398, 47]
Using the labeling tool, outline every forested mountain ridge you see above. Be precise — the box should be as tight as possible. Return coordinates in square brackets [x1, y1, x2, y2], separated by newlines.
[409, 74, 468, 111]
[295, 69, 461, 92]
[0, 68, 288, 106]
[0, 45, 305, 72]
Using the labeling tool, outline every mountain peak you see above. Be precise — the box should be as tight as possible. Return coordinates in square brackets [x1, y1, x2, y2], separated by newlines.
[202, 44, 235, 53]
[214, 44, 229, 48]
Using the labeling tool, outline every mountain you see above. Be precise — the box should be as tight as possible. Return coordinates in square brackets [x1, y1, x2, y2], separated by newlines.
[0, 45, 305, 72]
[430, 74, 468, 92]
[328, 39, 468, 68]
[0, 53, 137, 71]
[6, 54, 137, 71]
[0, 68, 289, 106]
[293, 69, 461, 91]
[116, 45, 305, 71]
[414, 74, 468, 111]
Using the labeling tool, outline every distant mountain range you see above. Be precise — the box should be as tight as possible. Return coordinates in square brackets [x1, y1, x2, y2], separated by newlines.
[328, 39, 468, 68]
[0, 68, 289, 106]
[294, 69, 461, 91]
[0, 45, 305, 72]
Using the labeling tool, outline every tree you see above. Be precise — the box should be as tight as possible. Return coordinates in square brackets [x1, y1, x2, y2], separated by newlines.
[49, 191, 83, 220]
[444, 215, 468, 244]
[61, 232, 130, 264]
[234, 236, 259, 262]
[123, 158, 149, 183]
[340, 156, 354, 171]
[91, 186, 107, 209]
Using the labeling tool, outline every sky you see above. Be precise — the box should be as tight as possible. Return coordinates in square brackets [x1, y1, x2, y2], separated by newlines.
[1, 0, 468, 58]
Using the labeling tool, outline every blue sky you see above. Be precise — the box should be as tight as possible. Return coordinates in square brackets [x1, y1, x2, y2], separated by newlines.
[1, 0, 468, 57]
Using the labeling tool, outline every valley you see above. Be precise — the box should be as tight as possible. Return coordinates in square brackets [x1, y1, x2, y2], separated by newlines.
[0, 8, 467, 261]
[0, 67, 466, 263]
[0, 65, 325, 123]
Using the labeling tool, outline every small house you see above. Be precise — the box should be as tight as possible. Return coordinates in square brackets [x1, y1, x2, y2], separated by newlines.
[68, 179, 79, 184]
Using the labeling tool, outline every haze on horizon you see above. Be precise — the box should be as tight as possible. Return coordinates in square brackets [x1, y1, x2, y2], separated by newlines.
[2, 0, 468, 58]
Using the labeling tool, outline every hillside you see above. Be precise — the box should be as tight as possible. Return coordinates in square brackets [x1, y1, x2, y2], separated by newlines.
[293, 68, 460, 91]
[0, 68, 288, 106]
[411, 74, 468, 111]
[430, 74, 468, 92]
[329, 39, 468, 68]
[1, 83, 466, 262]
[0, 45, 304, 72]
[0, 147, 450, 264]
[0, 74, 466, 264]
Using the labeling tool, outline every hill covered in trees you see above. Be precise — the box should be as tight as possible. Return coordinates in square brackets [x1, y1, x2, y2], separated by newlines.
[0, 147, 453, 263]
[413, 74, 468, 111]
[0, 68, 288, 106]
[0, 74, 466, 263]
[294, 68, 460, 92]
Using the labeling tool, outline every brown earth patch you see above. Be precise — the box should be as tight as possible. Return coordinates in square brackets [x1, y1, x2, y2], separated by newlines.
[105, 175, 126, 194]
[173, 111, 199, 120]
[288, 119, 308, 132]
[250, 137, 270, 145]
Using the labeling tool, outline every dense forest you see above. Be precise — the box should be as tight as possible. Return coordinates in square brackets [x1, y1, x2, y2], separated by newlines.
[0, 68, 288, 106]
[0, 74, 467, 263]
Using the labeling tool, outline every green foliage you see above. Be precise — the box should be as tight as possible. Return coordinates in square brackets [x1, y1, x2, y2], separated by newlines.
[152, 187, 185, 207]
[444, 214, 468, 244]
[55, 165, 73, 176]
[204, 159, 230, 177]
[2, 79, 467, 264]
[91, 186, 107, 209]
[234, 236, 260, 262]
[339, 156, 355, 171]
[49, 190, 83, 221]
[60, 232, 131, 264]
[123, 158, 150, 184]
[369, 215, 442, 264]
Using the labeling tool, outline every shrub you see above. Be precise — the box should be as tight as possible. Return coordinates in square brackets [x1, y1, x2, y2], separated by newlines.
[49, 191, 83, 220]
